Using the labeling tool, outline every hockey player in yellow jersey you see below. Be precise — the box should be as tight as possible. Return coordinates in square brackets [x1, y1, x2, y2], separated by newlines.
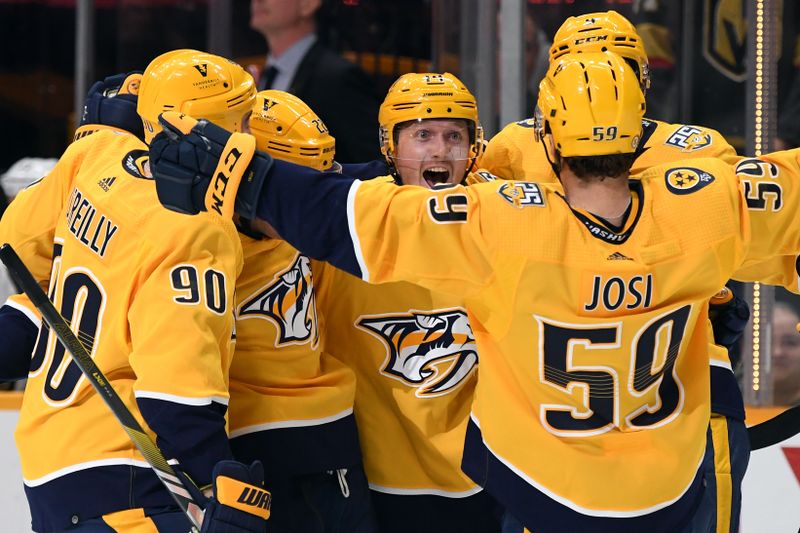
[484, 11, 751, 532]
[149, 49, 800, 532]
[313, 72, 501, 533]
[230, 89, 379, 532]
[0, 50, 271, 532]
[481, 10, 740, 181]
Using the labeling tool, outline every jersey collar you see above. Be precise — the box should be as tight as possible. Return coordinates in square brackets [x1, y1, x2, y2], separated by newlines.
[558, 179, 644, 245]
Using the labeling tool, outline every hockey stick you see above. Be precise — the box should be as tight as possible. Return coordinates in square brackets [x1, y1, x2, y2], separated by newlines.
[0, 244, 203, 532]
[748, 403, 800, 451]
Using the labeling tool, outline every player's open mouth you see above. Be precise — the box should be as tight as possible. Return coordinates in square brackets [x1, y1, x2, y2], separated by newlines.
[423, 167, 450, 187]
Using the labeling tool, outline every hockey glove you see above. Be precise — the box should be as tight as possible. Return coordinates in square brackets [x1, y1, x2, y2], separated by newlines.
[709, 285, 750, 352]
[465, 170, 499, 185]
[76, 72, 145, 141]
[201, 460, 271, 533]
[150, 112, 273, 220]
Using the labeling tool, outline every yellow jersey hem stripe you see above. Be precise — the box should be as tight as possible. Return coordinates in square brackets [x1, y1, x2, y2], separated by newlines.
[470, 413, 704, 517]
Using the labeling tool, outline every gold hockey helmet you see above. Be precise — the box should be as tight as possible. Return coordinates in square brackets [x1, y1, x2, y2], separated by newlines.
[378, 72, 483, 165]
[248, 90, 336, 171]
[536, 52, 645, 157]
[137, 49, 256, 143]
[549, 11, 650, 90]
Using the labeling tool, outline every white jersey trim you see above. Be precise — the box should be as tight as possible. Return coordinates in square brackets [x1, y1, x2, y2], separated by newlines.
[134, 390, 229, 406]
[470, 413, 705, 518]
[368, 483, 482, 498]
[23, 458, 175, 487]
[709, 359, 733, 371]
[4, 299, 42, 329]
[346, 180, 370, 282]
[229, 407, 353, 438]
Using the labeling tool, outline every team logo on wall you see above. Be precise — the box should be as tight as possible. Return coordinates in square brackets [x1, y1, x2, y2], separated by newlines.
[498, 182, 545, 208]
[358, 309, 477, 398]
[665, 126, 713, 152]
[238, 254, 319, 348]
[665, 167, 716, 195]
[703, 0, 747, 81]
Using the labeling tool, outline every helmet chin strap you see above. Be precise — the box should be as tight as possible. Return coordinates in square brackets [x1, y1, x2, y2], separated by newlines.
[384, 154, 404, 185]
[461, 154, 477, 184]
[539, 135, 562, 178]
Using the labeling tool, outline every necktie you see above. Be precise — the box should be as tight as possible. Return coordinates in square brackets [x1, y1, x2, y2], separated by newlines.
[260, 65, 279, 90]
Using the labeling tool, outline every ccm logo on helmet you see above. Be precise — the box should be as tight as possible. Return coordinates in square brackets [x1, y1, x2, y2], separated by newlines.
[574, 35, 608, 45]
[209, 147, 243, 215]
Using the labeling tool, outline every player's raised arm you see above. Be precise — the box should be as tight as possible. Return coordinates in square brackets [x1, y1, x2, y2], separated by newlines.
[150, 112, 496, 293]
[731, 148, 800, 274]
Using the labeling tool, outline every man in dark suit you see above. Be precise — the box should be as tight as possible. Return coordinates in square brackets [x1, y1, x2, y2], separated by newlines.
[251, 0, 380, 163]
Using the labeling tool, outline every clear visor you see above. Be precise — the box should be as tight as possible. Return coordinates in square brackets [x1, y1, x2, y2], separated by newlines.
[392, 147, 472, 163]
[391, 118, 474, 163]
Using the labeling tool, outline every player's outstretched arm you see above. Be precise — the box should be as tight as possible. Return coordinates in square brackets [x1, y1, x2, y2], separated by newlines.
[149, 112, 270, 220]
[150, 112, 365, 277]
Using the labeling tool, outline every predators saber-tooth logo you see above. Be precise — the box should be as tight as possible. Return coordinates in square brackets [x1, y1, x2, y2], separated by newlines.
[122, 150, 149, 179]
[238, 254, 319, 348]
[358, 309, 477, 398]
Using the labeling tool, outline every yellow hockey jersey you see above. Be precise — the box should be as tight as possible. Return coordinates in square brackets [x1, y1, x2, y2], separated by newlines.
[483, 116, 746, 418]
[317, 262, 479, 496]
[481, 117, 739, 182]
[0, 130, 242, 530]
[228, 236, 360, 478]
[258, 149, 800, 531]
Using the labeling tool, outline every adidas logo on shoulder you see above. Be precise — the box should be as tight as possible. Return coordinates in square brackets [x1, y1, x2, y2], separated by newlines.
[607, 252, 632, 261]
[97, 176, 116, 192]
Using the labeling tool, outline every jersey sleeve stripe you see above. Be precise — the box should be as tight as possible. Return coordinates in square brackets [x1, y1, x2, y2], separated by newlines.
[4, 299, 42, 328]
[347, 180, 370, 282]
[134, 390, 229, 406]
[709, 359, 733, 371]
[23, 458, 159, 487]
[228, 407, 353, 438]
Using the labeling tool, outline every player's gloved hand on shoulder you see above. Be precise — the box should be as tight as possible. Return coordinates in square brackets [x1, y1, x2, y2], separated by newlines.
[201, 460, 271, 532]
[465, 169, 498, 185]
[149, 111, 274, 220]
[76, 71, 145, 141]
[709, 285, 750, 351]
